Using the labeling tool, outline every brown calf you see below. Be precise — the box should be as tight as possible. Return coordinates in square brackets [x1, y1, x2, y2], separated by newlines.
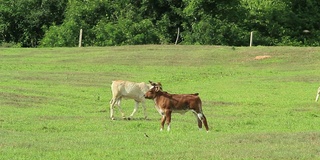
[144, 82, 209, 131]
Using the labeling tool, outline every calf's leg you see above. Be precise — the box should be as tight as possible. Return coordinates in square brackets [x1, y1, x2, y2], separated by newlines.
[201, 114, 209, 131]
[129, 101, 139, 120]
[194, 111, 209, 131]
[165, 110, 172, 131]
[141, 101, 148, 119]
[193, 112, 203, 129]
[110, 98, 126, 120]
[109, 99, 116, 120]
[316, 87, 320, 102]
[117, 104, 126, 119]
[160, 115, 166, 131]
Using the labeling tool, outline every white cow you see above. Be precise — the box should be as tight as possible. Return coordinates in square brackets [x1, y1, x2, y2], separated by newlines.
[109, 80, 161, 120]
[316, 87, 320, 102]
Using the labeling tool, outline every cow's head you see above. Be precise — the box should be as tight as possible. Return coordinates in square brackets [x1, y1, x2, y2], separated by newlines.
[145, 81, 162, 99]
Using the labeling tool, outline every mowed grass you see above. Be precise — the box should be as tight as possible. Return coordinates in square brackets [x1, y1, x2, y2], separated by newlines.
[1, 45, 320, 159]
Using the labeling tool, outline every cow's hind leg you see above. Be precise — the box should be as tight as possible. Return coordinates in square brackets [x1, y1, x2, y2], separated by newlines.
[194, 112, 209, 132]
[201, 114, 209, 132]
[110, 98, 126, 120]
[316, 87, 320, 102]
[109, 99, 116, 120]
[193, 112, 203, 129]
[116, 100, 126, 119]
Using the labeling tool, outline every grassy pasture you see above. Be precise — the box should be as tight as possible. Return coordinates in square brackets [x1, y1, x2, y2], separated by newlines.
[0, 45, 320, 159]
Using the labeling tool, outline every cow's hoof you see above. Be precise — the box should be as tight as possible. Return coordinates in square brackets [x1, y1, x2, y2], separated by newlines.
[111, 117, 116, 120]
[127, 117, 131, 120]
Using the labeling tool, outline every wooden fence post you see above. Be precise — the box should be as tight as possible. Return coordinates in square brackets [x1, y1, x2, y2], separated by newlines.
[175, 27, 180, 45]
[250, 31, 253, 47]
[79, 29, 83, 47]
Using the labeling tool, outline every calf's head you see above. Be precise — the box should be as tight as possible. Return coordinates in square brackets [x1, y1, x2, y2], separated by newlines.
[144, 85, 161, 99]
[149, 80, 162, 90]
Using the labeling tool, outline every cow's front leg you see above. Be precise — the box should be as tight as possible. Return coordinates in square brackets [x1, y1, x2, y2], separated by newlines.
[129, 101, 139, 120]
[154, 105, 162, 116]
[165, 110, 172, 131]
[160, 115, 166, 131]
[141, 101, 148, 119]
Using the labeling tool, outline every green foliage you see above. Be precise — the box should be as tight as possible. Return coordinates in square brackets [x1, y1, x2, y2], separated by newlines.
[182, 16, 248, 45]
[154, 14, 172, 44]
[0, 0, 67, 47]
[1, 0, 320, 47]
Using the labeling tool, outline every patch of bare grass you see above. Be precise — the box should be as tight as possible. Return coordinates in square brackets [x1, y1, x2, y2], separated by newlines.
[254, 55, 271, 60]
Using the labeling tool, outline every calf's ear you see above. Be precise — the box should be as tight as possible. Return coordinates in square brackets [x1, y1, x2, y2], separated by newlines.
[149, 80, 156, 86]
[157, 82, 162, 90]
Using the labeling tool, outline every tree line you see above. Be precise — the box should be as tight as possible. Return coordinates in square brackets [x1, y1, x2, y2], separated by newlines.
[1, 0, 319, 47]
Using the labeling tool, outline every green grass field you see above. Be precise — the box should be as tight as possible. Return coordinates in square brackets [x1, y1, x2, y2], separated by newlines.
[1, 45, 320, 159]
